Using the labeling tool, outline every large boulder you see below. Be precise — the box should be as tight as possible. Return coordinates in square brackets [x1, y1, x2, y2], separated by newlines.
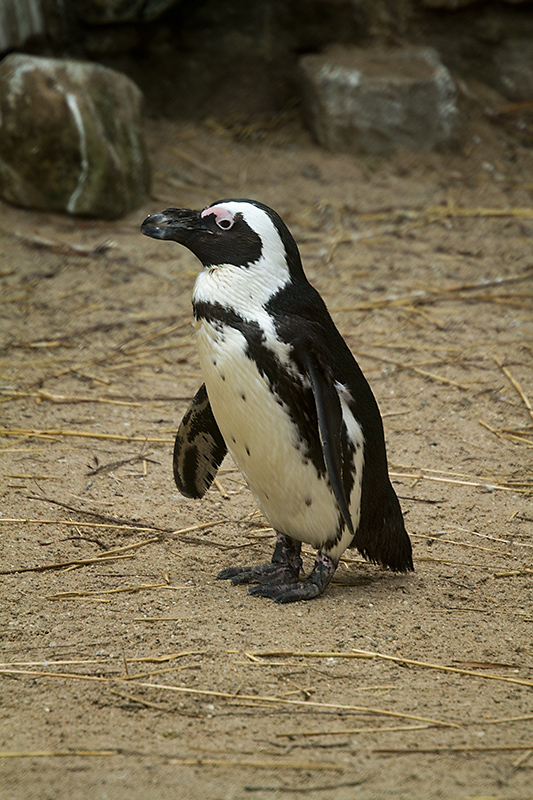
[0, 0, 78, 56]
[299, 45, 460, 155]
[78, 0, 181, 24]
[493, 38, 533, 101]
[0, 0, 45, 53]
[422, 0, 529, 5]
[421, 0, 479, 7]
[0, 54, 150, 219]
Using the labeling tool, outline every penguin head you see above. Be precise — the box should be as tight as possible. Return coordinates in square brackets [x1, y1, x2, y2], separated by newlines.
[141, 199, 305, 283]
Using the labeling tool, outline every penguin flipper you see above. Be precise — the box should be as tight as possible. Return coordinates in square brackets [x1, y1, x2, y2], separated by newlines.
[302, 353, 355, 538]
[173, 383, 227, 499]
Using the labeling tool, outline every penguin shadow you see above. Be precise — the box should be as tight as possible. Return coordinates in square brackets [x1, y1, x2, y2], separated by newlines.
[330, 563, 411, 591]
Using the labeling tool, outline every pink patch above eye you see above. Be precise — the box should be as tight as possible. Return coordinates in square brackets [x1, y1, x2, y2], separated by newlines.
[201, 205, 234, 226]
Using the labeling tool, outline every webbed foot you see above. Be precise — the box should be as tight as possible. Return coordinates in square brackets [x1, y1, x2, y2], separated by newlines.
[218, 562, 300, 586]
[217, 532, 302, 587]
[249, 552, 337, 603]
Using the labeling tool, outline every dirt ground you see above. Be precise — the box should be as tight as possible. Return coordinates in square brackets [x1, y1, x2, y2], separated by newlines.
[1, 87, 532, 800]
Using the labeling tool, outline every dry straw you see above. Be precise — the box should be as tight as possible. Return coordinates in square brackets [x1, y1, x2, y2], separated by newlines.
[0, 666, 457, 728]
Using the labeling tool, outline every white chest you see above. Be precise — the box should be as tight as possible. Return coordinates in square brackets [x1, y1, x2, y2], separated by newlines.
[195, 318, 364, 558]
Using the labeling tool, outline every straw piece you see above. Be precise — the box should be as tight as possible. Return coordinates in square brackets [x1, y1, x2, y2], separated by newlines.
[245, 651, 374, 661]
[485, 714, 533, 725]
[331, 267, 533, 311]
[127, 651, 206, 664]
[0, 519, 163, 532]
[35, 390, 141, 406]
[95, 537, 161, 556]
[493, 356, 533, 422]
[120, 664, 197, 681]
[0, 553, 135, 575]
[0, 750, 116, 759]
[479, 419, 533, 449]
[409, 532, 509, 554]
[447, 525, 533, 548]
[0, 669, 108, 681]
[374, 744, 533, 754]
[133, 617, 191, 622]
[350, 649, 533, 688]
[166, 757, 341, 771]
[168, 519, 228, 536]
[108, 689, 170, 710]
[130, 681, 458, 728]
[3, 473, 55, 480]
[513, 750, 533, 769]
[0, 659, 106, 668]
[86, 448, 159, 475]
[0, 748, 340, 771]
[352, 350, 472, 390]
[0, 427, 173, 443]
[0, 671, 456, 729]
[0, 748, 346, 770]
[392, 463, 527, 481]
[0, 512, 231, 550]
[499, 433, 532, 448]
[276, 724, 432, 738]
[390, 470, 529, 494]
[119, 321, 188, 354]
[493, 569, 533, 578]
[44, 582, 176, 600]
[0, 665, 455, 727]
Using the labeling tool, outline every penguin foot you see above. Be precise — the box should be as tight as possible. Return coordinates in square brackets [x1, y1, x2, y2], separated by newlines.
[249, 552, 337, 604]
[218, 562, 300, 586]
[217, 532, 303, 587]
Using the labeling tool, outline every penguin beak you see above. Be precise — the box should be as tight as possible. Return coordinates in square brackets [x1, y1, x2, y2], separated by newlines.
[141, 208, 206, 242]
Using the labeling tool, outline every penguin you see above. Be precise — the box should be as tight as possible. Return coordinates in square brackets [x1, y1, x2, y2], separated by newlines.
[141, 199, 413, 603]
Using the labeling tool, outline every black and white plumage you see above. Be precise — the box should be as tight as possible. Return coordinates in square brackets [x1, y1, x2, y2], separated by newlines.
[141, 199, 413, 602]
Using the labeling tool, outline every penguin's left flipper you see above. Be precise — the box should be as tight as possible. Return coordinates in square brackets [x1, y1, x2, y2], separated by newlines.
[302, 352, 355, 538]
[173, 383, 227, 499]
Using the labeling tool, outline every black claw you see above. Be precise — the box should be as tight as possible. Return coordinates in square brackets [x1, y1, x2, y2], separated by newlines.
[218, 562, 300, 586]
[249, 578, 325, 603]
[217, 566, 243, 581]
[217, 535, 337, 603]
[217, 532, 302, 586]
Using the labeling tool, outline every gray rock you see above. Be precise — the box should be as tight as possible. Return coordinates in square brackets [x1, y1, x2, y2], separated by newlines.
[421, 0, 479, 8]
[299, 45, 460, 155]
[423, 0, 529, 5]
[0, 0, 76, 55]
[0, 54, 150, 219]
[0, 0, 45, 53]
[79, 0, 181, 24]
[493, 38, 533, 101]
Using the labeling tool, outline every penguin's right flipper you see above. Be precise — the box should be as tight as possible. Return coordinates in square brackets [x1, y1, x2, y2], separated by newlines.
[302, 352, 355, 538]
[173, 384, 227, 498]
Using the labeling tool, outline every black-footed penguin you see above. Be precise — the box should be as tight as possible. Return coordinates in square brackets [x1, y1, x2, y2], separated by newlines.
[141, 199, 413, 602]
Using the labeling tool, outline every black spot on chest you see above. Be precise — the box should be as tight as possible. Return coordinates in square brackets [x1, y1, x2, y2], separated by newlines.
[194, 300, 326, 477]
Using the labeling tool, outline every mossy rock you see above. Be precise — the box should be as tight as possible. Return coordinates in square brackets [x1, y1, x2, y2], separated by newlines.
[0, 54, 151, 219]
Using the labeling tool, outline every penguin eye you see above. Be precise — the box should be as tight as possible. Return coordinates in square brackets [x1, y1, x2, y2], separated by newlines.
[217, 217, 234, 230]
[201, 205, 236, 231]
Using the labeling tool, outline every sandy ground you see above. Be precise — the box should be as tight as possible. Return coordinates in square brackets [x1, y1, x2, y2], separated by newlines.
[1, 92, 533, 800]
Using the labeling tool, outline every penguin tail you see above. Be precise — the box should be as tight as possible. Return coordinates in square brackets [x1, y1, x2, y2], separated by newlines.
[353, 484, 414, 573]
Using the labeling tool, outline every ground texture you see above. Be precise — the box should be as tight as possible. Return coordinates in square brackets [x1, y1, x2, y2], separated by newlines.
[1, 98, 532, 799]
